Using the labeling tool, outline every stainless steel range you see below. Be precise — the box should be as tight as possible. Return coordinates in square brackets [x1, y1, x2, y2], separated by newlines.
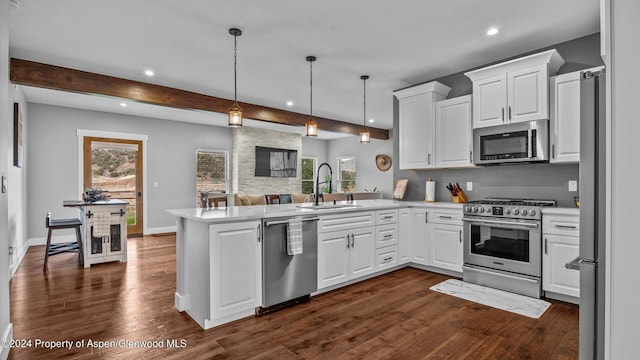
[462, 198, 556, 298]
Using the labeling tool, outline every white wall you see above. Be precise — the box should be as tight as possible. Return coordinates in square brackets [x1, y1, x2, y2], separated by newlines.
[0, 0, 13, 356]
[327, 135, 394, 198]
[608, 0, 639, 358]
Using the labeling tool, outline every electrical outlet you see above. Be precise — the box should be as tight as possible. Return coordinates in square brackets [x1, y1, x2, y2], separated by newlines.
[466, 182, 473, 191]
[568, 180, 578, 192]
[153, 181, 159, 188]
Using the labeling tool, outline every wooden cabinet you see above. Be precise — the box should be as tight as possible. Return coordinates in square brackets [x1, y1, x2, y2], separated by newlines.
[398, 208, 411, 264]
[209, 221, 262, 321]
[434, 95, 474, 168]
[465, 49, 564, 128]
[80, 202, 128, 268]
[550, 66, 604, 163]
[394, 82, 451, 169]
[542, 212, 580, 300]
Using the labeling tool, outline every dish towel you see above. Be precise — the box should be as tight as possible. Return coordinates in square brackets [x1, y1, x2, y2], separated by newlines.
[287, 218, 303, 255]
[93, 211, 111, 237]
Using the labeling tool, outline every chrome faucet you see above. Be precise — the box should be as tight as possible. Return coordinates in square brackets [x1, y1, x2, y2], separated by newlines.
[315, 162, 333, 205]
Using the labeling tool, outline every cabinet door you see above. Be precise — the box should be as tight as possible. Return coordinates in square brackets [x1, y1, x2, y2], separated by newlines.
[410, 209, 428, 265]
[550, 73, 581, 163]
[87, 224, 106, 259]
[209, 221, 261, 319]
[105, 215, 126, 256]
[543, 234, 580, 297]
[398, 208, 411, 264]
[428, 223, 463, 273]
[435, 95, 473, 168]
[318, 230, 350, 289]
[349, 228, 376, 280]
[508, 64, 548, 123]
[398, 94, 432, 169]
[472, 73, 507, 128]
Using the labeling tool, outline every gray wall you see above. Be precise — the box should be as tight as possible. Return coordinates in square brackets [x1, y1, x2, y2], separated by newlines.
[393, 33, 602, 208]
[302, 136, 328, 165]
[327, 135, 394, 198]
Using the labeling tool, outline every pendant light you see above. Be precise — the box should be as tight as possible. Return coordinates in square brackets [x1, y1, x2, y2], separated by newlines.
[305, 56, 318, 137]
[228, 28, 243, 127]
[360, 75, 371, 144]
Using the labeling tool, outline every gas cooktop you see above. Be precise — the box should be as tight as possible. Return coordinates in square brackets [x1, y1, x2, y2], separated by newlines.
[463, 198, 556, 220]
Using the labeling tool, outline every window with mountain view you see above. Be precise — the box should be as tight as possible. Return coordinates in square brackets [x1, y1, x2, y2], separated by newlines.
[337, 157, 356, 193]
[196, 150, 229, 207]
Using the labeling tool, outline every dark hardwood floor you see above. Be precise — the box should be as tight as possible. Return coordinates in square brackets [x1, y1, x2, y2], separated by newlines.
[8, 234, 578, 359]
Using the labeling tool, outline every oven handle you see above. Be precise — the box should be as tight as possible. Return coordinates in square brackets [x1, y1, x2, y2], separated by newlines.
[462, 217, 539, 229]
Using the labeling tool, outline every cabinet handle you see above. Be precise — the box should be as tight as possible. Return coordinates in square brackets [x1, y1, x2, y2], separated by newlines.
[459, 229, 462, 243]
[257, 224, 261, 243]
[470, 151, 473, 163]
[346, 235, 350, 249]
[501, 107, 505, 122]
[383, 216, 394, 220]
[384, 234, 393, 239]
[544, 238, 548, 255]
[552, 144, 555, 159]
[428, 154, 431, 165]
[555, 224, 577, 229]
[351, 234, 355, 248]
[439, 216, 453, 220]
[383, 257, 393, 262]
[425, 212, 428, 224]
[508, 106, 512, 121]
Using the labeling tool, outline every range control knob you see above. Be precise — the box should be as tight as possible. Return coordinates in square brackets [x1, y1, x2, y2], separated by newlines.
[529, 210, 536, 216]
[505, 209, 511, 214]
[522, 209, 528, 216]
[473, 207, 479, 213]
[479, 207, 485, 213]
[464, 206, 471, 212]
[513, 209, 520, 215]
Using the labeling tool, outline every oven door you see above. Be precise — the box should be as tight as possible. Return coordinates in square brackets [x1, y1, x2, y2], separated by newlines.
[462, 216, 541, 277]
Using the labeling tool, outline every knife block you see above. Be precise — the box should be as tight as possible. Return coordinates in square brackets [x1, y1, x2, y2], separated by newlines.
[452, 190, 468, 203]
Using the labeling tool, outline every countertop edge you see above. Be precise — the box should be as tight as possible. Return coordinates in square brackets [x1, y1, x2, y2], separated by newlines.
[541, 207, 580, 215]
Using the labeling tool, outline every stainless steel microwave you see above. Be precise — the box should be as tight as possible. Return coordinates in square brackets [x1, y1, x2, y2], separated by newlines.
[473, 120, 549, 165]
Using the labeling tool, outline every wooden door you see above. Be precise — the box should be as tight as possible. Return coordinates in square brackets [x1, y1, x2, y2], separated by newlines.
[83, 137, 143, 236]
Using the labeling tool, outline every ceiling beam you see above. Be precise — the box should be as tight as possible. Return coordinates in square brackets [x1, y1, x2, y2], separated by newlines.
[10, 58, 389, 140]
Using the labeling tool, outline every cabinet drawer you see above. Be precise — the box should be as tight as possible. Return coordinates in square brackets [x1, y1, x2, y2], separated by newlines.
[376, 209, 399, 225]
[375, 245, 398, 271]
[376, 224, 398, 248]
[319, 211, 375, 233]
[543, 214, 579, 236]
[427, 208, 462, 225]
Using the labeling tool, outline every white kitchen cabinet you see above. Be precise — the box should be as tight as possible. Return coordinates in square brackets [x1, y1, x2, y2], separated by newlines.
[318, 227, 376, 289]
[398, 208, 411, 264]
[410, 208, 428, 265]
[394, 82, 451, 169]
[209, 221, 262, 321]
[428, 223, 463, 273]
[434, 95, 474, 168]
[80, 202, 128, 268]
[550, 66, 604, 163]
[465, 49, 564, 128]
[542, 212, 580, 300]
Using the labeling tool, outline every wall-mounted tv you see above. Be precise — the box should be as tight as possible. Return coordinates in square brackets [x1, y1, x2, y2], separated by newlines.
[254, 146, 297, 178]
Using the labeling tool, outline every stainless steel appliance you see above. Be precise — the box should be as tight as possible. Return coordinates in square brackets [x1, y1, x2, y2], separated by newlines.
[473, 119, 549, 165]
[462, 198, 556, 298]
[565, 69, 606, 360]
[261, 216, 319, 310]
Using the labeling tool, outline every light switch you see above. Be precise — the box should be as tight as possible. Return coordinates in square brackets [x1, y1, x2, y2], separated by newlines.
[568, 180, 578, 192]
[466, 182, 473, 191]
[153, 181, 159, 188]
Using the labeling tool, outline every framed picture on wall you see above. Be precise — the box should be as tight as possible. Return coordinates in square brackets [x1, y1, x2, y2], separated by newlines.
[13, 102, 23, 168]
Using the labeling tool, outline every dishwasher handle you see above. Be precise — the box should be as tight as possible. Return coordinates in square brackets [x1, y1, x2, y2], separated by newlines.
[265, 217, 319, 227]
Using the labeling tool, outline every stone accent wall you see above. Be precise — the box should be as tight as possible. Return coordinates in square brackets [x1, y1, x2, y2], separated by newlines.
[232, 127, 302, 195]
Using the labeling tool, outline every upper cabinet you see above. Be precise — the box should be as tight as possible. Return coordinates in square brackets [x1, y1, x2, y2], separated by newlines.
[550, 66, 604, 164]
[465, 49, 565, 129]
[394, 82, 451, 170]
[434, 95, 473, 168]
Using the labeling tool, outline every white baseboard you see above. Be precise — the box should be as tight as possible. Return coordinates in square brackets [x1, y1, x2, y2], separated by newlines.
[0, 323, 13, 360]
[9, 242, 29, 278]
[146, 226, 176, 235]
[28, 235, 78, 247]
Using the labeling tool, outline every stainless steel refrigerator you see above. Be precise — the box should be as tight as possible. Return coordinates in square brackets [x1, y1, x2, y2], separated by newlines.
[567, 68, 606, 360]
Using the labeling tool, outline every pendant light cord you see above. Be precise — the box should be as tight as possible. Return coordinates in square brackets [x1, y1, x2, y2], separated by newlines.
[309, 60, 313, 118]
[233, 34, 238, 103]
[363, 77, 366, 128]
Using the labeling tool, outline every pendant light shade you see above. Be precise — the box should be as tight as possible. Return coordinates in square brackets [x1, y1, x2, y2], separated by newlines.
[228, 28, 243, 127]
[305, 56, 318, 137]
[360, 75, 370, 144]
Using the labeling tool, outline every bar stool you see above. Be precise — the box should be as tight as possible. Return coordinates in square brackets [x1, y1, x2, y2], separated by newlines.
[264, 194, 280, 205]
[44, 212, 84, 274]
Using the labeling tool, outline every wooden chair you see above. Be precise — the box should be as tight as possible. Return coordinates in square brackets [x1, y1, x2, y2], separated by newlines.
[200, 192, 227, 208]
[264, 194, 280, 205]
[321, 193, 349, 202]
[44, 212, 84, 274]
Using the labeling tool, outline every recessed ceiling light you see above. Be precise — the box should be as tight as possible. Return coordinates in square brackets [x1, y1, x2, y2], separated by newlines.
[120, 102, 127, 107]
[368, 119, 375, 123]
[144, 69, 155, 77]
[286, 101, 294, 107]
[486, 27, 499, 36]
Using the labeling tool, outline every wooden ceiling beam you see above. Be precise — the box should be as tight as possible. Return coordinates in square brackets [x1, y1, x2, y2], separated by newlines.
[10, 58, 390, 140]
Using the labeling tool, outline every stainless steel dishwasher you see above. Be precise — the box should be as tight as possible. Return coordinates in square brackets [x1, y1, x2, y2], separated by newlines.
[261, 216, 318, 310]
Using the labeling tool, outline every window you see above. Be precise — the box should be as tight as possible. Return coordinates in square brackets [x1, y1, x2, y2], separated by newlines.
[196, 150, 229, 207]
[337, 157, 356, 193]
[301, 157, 316, 194]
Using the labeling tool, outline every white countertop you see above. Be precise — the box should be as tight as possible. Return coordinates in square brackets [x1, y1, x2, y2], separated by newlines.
[402, 201, 464, 209]
[542, 207, 580, 215]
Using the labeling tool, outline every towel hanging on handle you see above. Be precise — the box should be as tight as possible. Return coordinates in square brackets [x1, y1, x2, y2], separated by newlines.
[93, 211, 111, 237]
[286, 218, 303, 255]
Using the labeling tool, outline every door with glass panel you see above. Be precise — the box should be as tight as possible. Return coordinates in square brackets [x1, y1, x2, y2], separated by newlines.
[83, 137, 143, 236]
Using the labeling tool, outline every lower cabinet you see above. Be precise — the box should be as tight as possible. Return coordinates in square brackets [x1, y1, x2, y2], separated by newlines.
[209, 221, 262, 321]
[428, 223, 463, 273]
[542, 212, 580, 299]
[318, 227, 376, 289]
[410, 209, 429, 265]
[81, 203, 128, 268]
[398, 208, 411, 264]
